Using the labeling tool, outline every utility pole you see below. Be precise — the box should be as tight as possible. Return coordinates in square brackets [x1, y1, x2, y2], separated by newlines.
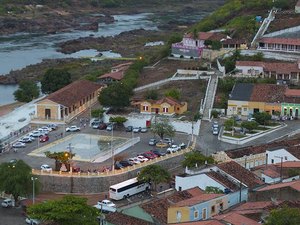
[31, 177, 37, 204]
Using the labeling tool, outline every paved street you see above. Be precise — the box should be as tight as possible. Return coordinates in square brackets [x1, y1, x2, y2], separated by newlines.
[198, 119, 300, 156]
[0, 203, 26, 225]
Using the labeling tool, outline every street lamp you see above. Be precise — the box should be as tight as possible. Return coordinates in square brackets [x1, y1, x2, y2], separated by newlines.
[31, 177, 37, 204]
[67, 143, 74, 172]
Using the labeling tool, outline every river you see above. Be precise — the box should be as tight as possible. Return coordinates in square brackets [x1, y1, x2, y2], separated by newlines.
[0, 11, 208, 106]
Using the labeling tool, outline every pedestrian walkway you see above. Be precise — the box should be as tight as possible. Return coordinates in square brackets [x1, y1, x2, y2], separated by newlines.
[202, 74, 218, 120]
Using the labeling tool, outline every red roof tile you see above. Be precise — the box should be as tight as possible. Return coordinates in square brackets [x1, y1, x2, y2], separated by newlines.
[233, 201, 275, 211]
[214, 212, 260, 225]
[217, 161, 264, 188]
[274, 161, 300, 168]
[144, 97, 185, 107]
[141, 187, 202, 225]
[172, 220, 224, 225]
[100, 71, 125, 80]
[257, 180, 300, 192]
[259, 37, 300, 46]
[206, 171, 239, 191]
[263, 168, 280, 178]
[45, 80, 104, 107]
[226, 138, 300, 159]
[105, 212, 153, 225]
[285, 89, 300, 97]
[173, 194, 224, 207]
[250, 84, 286, 102]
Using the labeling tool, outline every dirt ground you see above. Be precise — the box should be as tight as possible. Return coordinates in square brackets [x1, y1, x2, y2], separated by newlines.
[267, 11, 300, 33]
[138, 58, 207, 86]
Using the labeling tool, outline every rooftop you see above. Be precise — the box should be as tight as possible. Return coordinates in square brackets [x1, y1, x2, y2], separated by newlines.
[257, 180, 300, 192]
[217, 161, 264, 188]
[105, 212, 153, 225]
[259, 37, 300, 46]
[44, 80, 103, 107]
[172, 220, 224, 225]
[250, 84, 286, 103]
[144, 97, 186, 106]
[141, 187, 202, 225]
[99, 70, 125, 80]
[214, 212, 260, 225]
[229, 83, 254, 101]
[206, 171, 239, 191]
[173, 193, 224, 207]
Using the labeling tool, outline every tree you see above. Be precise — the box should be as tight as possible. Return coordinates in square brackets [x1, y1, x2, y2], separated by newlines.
[91, 108, 105, 119]
[164, 88, 181, 100]
[27, 195, 100, 225]
[241, 121, 258, 132]
[137, 165, 171, 191]
[45, 151, 75, 171]
[98, 82, 131, 110]
[13, 80, 39, 102]
[253, 112, 271, 125]
[224, 118, 235, 131]
[265, 206, 300, 225]
[144, 90, 158, 100]
[0, 160, 37, 205]
[41, 68, 71, 94]
[205, 186, 224, 194]
[151, 118, 175, 140]
[182, 151, 214, 168]
[109, 116, 127, 128]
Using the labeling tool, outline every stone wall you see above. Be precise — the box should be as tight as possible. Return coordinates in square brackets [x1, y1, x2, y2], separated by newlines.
[38, 154, 186, 193]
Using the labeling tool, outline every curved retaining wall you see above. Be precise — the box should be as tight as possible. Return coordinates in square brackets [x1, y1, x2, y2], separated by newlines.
[38, 154, 185, 193]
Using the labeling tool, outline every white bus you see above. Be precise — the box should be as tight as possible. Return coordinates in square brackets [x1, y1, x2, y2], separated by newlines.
[109, 177, 150, 200]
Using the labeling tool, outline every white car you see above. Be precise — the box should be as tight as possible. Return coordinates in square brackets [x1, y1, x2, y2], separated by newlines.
[25, 217, 40, 225]
[141, 127, 148, 133]
[41, 164, 52, 172]
[12, 142, 26, 148]
[19, 137, 33, 143]
[1, 198, 13, 208]
[30, 131, 43, 137]
[167, 145, 180, 153]
[212, 127, 219, 135]
[133, 127, 141, 133]
[128, 157, 141, 164]
[66, 125, 80, 132]
[37, 128, 49, 135]
[94, 200, 116, 212]
[136, 155, 149, 162]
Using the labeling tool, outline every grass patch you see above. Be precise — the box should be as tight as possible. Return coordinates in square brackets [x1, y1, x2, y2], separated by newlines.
[223, 133, 246, 138]
[266, 122, 281, 127]
[255, 126, 271, 131]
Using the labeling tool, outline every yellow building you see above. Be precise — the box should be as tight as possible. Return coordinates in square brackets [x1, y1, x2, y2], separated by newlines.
[33, 80, 105, 123]
[140, 97, 187, 115]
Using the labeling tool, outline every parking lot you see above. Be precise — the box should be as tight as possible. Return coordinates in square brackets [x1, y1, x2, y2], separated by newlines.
[0, 121, 190, 172]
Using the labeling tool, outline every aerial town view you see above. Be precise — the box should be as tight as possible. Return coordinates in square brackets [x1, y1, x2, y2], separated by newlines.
[1, 0, 300, 224]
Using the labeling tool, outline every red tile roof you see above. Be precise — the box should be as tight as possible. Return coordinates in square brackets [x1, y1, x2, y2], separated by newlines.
[259, 37, 300, 46]
[285, 145, 300, 159]
[233, 201, 275, 211]
[173, 193, 224, 207]
[172, 220, 224, 225]
[236, 61, 300, 74]
[45, 80, 103, 107]
[225, 138, 300, 159]
[214, 212, 260, 225]
[257, 180, 300, 192]
[217, 161, 264, 188]
[144, 97, 186, 107]
[263, 168, 280, 178]
[111, 62, 132, 70]
[285, 89, 300, 97]
[274, 161, 300, 168]
[206, 171, 239, 191]
[105, 212, 153, 225]
[141, 187, 202, 225]
[100, 70, 125, 80]
[250, 84, 286, 102]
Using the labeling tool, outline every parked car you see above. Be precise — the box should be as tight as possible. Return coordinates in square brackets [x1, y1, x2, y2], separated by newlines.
[119, 160, 133, 167]
[47, 124, 58, 130]
[212, 127, 219, 135]
[133, 127, 141, 133]
[92, 122, 101, 129]
[148, 138, 157, 146]
[136, 155, 149, 162]
[128, 157, 141, 164]
[94, 200, 116, 213]
[30, 131, 44, 137]
[247, 117, 256, 122]
[167, 145, 180, 154]
[25, 217, 40, 225]
[141, 151, 158, 159]
[114, 162, 124, 170]
[91, 118, 102, 126]
[141, 127, 148, 133]
[163, 138, 173, 145]
[41, 164, 52, 172]
[212, 121, 219, 129]
[66, 125, 80, 132]
[106, 124, 114, 131]
[179, 143, 187, 149]
[98, 123, 107, 130]
[151, 149, 166, 157]
[19, 137, 33, 143]
[12, 142, 26, 148]
[39, 135, 49, 142]
[37, 128, 49, 135]
[1, 198, 13, 208]
[126, 126, 133, 132]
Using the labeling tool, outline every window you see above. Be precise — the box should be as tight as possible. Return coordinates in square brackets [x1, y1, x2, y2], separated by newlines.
[243, 108, 247, 112]
[202, 208, 207, 220]
[143, 106, 149, 111]
[163, 107, 169, 113]
[211, 205, 215, 214]
[285, 156, 288, 160]
[219, 203, 224, 211]
[271, 159, 274, 164]
[194, 210, 199, 219]
[178, 186, 182, 191]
